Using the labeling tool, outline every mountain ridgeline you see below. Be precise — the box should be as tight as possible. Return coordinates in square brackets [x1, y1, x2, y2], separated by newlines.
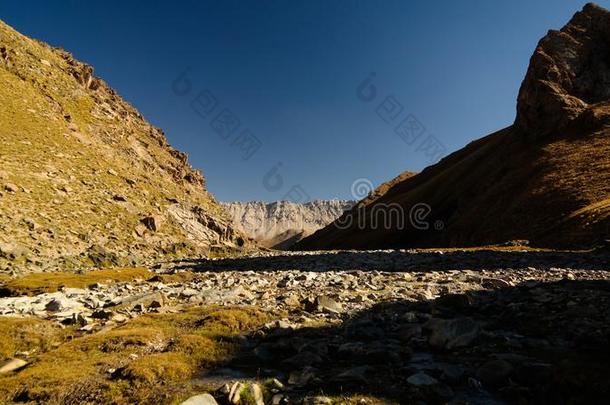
[0, 19, 244, 273]
[222, 200, 355, 249]
[298, 3, 610, 250]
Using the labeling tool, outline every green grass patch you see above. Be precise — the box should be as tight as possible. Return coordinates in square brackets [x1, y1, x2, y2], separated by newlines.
[0, 306, 272, 404]
[0, 317, 71, 359]
[1, 267, 153, 296]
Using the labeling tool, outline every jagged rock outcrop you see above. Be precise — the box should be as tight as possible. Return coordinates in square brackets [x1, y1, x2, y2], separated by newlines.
[516, 3, 610, 137]
[298, 3, 610, 250]
[222, 200, 355, 249]
[0, 19, 243, 273]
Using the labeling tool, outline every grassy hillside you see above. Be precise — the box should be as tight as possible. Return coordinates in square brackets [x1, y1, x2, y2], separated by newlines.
[0, 20, 242, 274]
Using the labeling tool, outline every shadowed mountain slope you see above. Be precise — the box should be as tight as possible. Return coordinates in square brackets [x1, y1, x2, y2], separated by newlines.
[298, 3, 610, 250]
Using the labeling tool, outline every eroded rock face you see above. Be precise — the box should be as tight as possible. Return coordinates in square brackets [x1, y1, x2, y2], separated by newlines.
[222, 200, 355, 249]
[516, 3, 610, 137]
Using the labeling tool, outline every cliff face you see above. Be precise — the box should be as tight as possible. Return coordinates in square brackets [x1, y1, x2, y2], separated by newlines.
[516, 3, 610, 137]
[298, 3, 610, 251]
[0, 19, 242, 273]
[222, 200, 355, 249]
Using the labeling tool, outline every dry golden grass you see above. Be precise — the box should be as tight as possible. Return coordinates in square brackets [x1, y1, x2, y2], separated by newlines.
[0, 306, 272, 404]
[0, 19, 234, 273]
[330, 396, 399, 405]
[0, 317, 71, 359]
[411, 245, 565, 253]
[1, 267, 152, 296]
[147, 271, 198, 285]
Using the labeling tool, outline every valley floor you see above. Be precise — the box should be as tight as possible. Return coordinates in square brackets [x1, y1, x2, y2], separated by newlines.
[1, 249, 609, 404]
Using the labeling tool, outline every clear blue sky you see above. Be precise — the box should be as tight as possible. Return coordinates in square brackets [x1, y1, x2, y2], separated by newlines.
[0, 1, 603, 202]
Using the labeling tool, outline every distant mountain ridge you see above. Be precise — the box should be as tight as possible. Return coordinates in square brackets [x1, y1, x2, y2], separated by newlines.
[222, 200, 355, 249]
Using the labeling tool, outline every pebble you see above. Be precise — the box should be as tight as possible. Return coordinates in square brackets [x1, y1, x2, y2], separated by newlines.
[427, 317, 480, 350]
[0, 358, 28, 374]
[407, 372, 439, 386]
[180, 393, 218, 405]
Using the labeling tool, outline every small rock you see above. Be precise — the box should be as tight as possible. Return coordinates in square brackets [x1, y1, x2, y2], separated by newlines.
[333, 366, 369, 384]
[248, 383, 264, 405]
[88, 282, 105, 290]
[407, 371, 439, 386]
[468, 377, 483, 390]
[45, 297, 69, 312]
[314, 295, 343, 314]
[61, 313, 89, 326]
[180, 288, 199, 298]
[266, 378, 284, 391]
[288, 367, 317, 386]
[111, 313, 128, 323]
[0, 358, 27, 374]
[398, 324, 422, 341]
[149, 299, 163, 309]
[438, 364, 465, 383]
[4, 183, 17, 193]
[282, 351, 322, 368]
[426, 317, 480, 350]
[271, 394, 286, 405]
[180, 393, 218, 405]
[0, 242, 28, 260]
[22, 218, 39, 231]
[92, 309, 113, 320]
[402, 311, 418, 322]
[141, 215, 162, 231]
[87, 244, 119, 268]
[484, 278, 512, 289]
[228, 382, 245, 404]
[476, 359, 513, 386]
[134, 224, 147, 237]
[302, 396, 332, 405]
[282, 294, 301, 307]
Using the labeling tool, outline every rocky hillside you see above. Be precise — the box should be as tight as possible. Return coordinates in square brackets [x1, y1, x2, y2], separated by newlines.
[222, 200, 355, 249]
[298, 3, 610, 250]
[0, 19, 243, 274]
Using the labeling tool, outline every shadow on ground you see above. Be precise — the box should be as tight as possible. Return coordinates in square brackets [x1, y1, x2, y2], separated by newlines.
[174, 250, 610, 273]
[197, 278, 610, 404]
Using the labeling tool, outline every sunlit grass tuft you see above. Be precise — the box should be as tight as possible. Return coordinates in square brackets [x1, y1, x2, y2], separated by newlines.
[0, 306, 272, 404]
[1, 267, 152, 296]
